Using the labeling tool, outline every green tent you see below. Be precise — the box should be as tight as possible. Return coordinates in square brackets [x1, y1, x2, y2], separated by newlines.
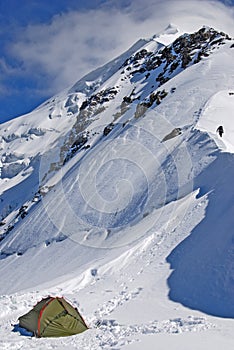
[18, 296, 88, 337]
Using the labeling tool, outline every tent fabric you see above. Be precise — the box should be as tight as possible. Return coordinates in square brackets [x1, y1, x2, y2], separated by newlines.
[18, 297, 51, 334]
[18, 297, 88, 337]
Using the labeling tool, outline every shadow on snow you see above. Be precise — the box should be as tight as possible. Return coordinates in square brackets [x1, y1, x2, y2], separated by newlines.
[167, 151, 234, 318]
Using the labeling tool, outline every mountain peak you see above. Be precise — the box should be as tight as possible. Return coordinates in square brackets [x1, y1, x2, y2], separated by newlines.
[152, 23, 180, 45]
[155, 23, 179, 37]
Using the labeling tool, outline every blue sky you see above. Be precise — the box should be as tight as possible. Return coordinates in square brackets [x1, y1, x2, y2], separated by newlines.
[0, 0, 233, 123]
[0, 0, 108, 122]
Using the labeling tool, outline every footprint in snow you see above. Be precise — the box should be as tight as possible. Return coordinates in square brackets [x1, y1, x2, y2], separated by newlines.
[93, 287, 143, 318]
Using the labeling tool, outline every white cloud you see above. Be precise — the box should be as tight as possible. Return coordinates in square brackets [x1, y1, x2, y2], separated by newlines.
[8, 0, 234, 95]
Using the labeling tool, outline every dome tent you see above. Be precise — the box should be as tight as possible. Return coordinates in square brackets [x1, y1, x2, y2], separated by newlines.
[18, 296, 88, 337]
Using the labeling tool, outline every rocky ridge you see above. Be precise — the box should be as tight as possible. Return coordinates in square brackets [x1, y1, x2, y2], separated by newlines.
[0, 26, 233, 243]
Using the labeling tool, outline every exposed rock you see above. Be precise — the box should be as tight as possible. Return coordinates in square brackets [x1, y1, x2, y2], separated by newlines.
[17, 205, 28, 219]
[161, 47, 176, 63]
[181, 50, 192, 68]
[103, 123, 115, 136]
[161, 128, 182, 142]
[63, 132, 89, 163]
[134, 104, 148, 119]
[2, 133, 20, 143]
[123, 96, 132, 104]
[123, 48, 151, 67]
[80, 88, 118, 111]
[169, 61, 179, 74]
[122, 27, 231, 90]
[27, 128, 46, 137]
[80, 100, 89, 110]
[134, 89, 168, 118]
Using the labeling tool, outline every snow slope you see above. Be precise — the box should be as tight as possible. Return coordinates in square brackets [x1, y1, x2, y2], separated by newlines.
[197, 90, 234, 153]
[0, 26, 234, 349]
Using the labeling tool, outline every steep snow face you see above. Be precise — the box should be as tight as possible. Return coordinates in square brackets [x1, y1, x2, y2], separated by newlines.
[0, 27, 234, 350]
[0, 27, 232, 232]
[167, 150, 234, 318]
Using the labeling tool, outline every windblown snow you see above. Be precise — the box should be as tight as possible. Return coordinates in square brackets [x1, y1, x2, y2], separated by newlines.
[0, 25, 234, 349]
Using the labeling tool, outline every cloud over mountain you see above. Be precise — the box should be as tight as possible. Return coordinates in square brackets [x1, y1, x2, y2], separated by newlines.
[7, 0, 234, 95]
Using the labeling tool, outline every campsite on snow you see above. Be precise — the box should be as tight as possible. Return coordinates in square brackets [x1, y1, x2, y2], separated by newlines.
[0, 24, 234, 349]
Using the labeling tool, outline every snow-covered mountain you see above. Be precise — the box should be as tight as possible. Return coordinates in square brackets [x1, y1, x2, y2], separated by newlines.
[0, 25, 234, 349]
